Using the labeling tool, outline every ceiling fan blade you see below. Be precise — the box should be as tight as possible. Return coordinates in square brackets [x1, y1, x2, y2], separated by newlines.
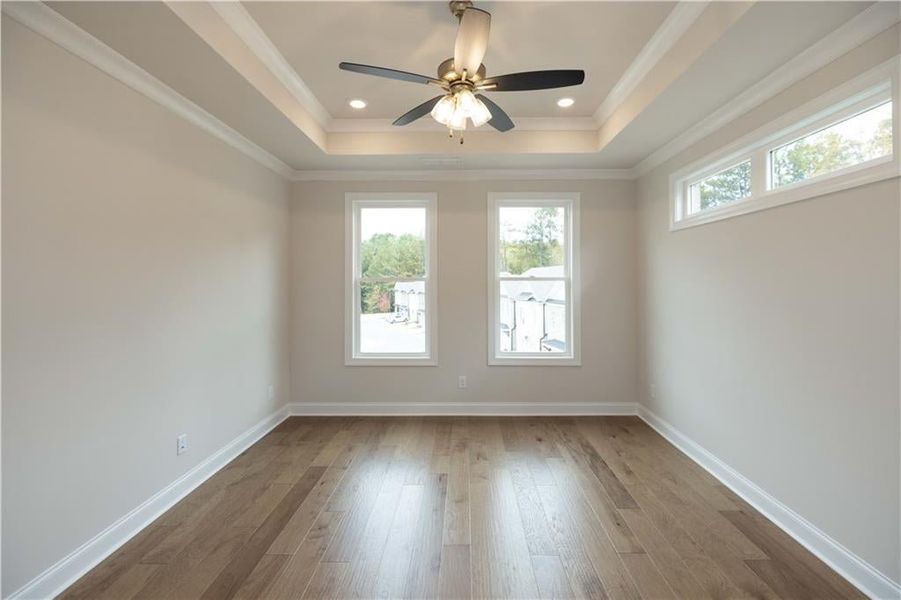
[393, 96, 446, 126]
[480, 70, 585, 92]
[476, 94, 514, 132]
[453, 7, 491, 77]
[339, 62, 444, 86]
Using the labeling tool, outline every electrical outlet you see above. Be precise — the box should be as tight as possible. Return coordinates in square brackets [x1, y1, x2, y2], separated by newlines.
[268, 384, 274, 401]
[177, 434, 188, 455]
[458, 375, 467, 389]
[649, 383, 657, 400]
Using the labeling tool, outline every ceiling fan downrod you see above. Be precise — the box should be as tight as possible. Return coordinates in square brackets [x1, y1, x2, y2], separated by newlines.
[449, 1, 473, 19]
[337, 0, 584, 138]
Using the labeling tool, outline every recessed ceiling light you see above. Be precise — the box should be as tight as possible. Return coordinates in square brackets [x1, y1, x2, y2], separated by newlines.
[557, 97, 575, 108]
[349, 99, 367, 109]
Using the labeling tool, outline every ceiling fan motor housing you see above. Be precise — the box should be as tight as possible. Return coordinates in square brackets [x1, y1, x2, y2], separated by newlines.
[438, 57, 486, 83]
[337, 0, 585, 137]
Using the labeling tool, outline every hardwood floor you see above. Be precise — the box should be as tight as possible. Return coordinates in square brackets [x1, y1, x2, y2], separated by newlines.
[60, 417, 865, 600]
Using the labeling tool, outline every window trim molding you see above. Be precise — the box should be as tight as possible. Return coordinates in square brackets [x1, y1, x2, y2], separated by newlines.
[670, 56, 900, 231]
[487, 192, 581, 366]
[685, 157, 753, 216]
[344, 192, 438, 366]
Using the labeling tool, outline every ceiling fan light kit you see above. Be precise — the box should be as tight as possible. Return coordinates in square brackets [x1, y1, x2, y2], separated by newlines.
[338, 0, 586, 142]
[431, 88, 492, 135]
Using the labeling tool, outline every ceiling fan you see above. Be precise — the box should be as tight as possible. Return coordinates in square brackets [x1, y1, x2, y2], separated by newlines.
[338, 0, 585, 142]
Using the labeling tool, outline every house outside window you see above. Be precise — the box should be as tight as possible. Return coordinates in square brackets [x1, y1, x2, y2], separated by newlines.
[488, 193, 581, 366]
[345, 193, 437, 365]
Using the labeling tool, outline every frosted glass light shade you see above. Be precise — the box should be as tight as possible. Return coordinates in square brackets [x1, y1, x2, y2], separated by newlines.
[449, 108, 467, 131]
[457, 89, 478, 115]
[430, 90, 494, 131]
[470, 98, 492, 127]
[430, 95, 456, 126]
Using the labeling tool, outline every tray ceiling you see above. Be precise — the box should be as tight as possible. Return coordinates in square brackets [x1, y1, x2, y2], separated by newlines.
[30, 1, 889, 175]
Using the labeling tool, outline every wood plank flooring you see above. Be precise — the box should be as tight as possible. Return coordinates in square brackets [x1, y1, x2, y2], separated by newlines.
[60, 417, 865, 600]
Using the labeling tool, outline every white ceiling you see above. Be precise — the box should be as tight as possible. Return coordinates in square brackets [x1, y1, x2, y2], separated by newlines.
[38, 1, 887, 174]
[597, 1, 871, 168]
[47, 0, 325, 167]
[245, 1, 673, 119]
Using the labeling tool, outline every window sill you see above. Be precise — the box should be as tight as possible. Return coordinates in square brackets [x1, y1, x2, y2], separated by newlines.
[671, 159, 899, 231]
[345, 357, 437, 367]
[488, 357, 581, 367]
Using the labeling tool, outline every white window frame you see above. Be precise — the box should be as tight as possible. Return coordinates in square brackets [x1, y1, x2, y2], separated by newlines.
[671, 57, 900, 231]
[685, 157, 753, 216]
[345, 192, 437, 366]
[487, 192, 581, 366]
[765, 94, 893, 192]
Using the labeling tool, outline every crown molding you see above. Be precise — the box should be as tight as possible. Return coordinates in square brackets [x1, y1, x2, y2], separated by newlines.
[2, 1, 295, 179]
[205, 2, 601, 136]
[209, 1, 332, 130]
[8, 2, 896, 183]
[2, 4, 623, 183]
[291, 168, 634, 182]
[632, 1, 901, 177]
[593, 1, 708, 126]
[328, 116, 600, 133]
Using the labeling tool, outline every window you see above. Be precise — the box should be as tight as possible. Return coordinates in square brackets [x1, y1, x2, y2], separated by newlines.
[687, 160, 752, 216]
[345, 193, 437, 365]
[770, 100, 892, 189]
[671, 60, 897, 230]
[488, 193, 580, 365]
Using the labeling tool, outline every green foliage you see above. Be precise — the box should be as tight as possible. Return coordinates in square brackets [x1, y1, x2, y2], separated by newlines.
[523, 207, 562, 267]
[698, 162, 751, 210]
[359, 233, 424, 313]
[501, 242, 564, 275]
[360, 282, 393, 315]
[869, 118, 892, 157]
[773, 117, 892, 188]
[772, 131, 862, 187]
[698, 112, 892, 208]
[499, 207, 563, 275]
[360, 233, 424, 278]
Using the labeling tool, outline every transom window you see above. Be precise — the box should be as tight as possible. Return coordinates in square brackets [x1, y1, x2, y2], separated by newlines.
[488, 193, 580, 365]
[687, 159, 752, 216]
[671, 61, 897, 230]
[769, 100, 892, 189]
[345, 193, 437, 365]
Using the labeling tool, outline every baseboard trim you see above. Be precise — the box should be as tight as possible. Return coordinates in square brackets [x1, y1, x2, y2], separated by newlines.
[7, 406, 290, 600]
[636, 404, 901, 600]
[12, 402, 896, 599]
[287, 401, 638, 416]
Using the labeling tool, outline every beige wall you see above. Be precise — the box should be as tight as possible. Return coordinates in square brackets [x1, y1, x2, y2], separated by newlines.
[636, 28, 901, 583]
[290, 179, 637, 409]
[4, 4, 899, 596]
[1, 19, 292, 594]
